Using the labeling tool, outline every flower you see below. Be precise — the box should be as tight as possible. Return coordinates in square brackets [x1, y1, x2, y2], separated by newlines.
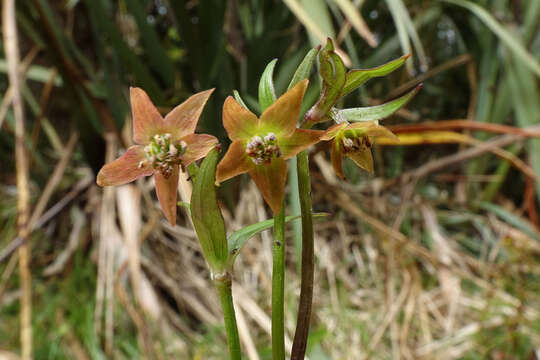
[97, 87, 218, 225]
[216, 80, 322, 214]
[321, 121, 397, 179]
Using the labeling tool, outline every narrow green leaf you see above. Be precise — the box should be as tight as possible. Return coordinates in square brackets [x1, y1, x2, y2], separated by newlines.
[341, 55, 409, 98]
[441, 0, 540, 77]
[288, 47, 319, 91]
[258, 59, 278, 112]
[476, 201, 540, 241]
[339, 84, 421, 122]
[233, 90, 249, 110]
[226, 213, 328, 269]
[191, 149, 228, 273]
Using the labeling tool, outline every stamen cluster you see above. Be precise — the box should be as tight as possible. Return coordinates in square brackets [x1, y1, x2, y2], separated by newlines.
[245, 132, 281, 165]
[140, 133, 187, 177]
[341, 134, 371, 153]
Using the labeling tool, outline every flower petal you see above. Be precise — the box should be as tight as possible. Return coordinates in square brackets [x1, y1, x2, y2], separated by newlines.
[223, 96, 259, 141]
[331, 140, 345, 179]
[248, 158, 287, 214]
[130, 87, 165, 144]
[280, 128, 323, 160]
[180, 133, 218, 166]
[155, 165, 179, 225]
[97, 146, 153, 186]
[348, 122, 397, 139]
[347, 149, 374, 173]
[259, 79, 308, 137]
[216, 140, 253, 184]
[321, 123, 347, 141]
[164, 89, 214, 139]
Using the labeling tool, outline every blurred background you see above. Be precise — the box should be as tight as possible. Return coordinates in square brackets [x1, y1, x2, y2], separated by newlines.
[1, 0, 540, 359]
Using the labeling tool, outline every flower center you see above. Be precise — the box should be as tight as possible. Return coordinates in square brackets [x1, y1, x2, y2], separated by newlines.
[245, 132, 281, 165]
[139, 133, 187, 177]
[341, 134, 371, 153]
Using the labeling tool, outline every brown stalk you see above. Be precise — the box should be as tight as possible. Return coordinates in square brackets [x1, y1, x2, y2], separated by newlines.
[3, 0, 32, 358]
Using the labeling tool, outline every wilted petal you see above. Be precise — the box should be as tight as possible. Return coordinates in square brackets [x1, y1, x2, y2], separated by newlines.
[280, 128, 323, 160]
[97, 146, 153, 186]
[321, 123, 347, 141]
[347, 149, 374, 173]
[248, 158, 287, 214]
[216, 140, 253, 184]
[331, 140, 345, 179]
[155, 165, 179, 225]
[259, 79, 308, 137]
[180, 133, 218, 166]
[223, 96, 259, 141]
[130, 87, 165, 144]
[164, 89, 214, 139]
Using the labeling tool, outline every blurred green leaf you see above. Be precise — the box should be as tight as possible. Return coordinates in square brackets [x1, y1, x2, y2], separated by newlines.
[287, 47, 319, 91]
[476, 201, 540, 241]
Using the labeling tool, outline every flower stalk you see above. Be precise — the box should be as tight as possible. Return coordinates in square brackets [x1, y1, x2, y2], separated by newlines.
[214, 273, 241, 360]
[272, 199, 286, 360]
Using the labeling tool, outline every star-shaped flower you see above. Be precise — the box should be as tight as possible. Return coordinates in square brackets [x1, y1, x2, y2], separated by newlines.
[97, 87, 218, 225]
[321, 121, 396, 179]
[216, 80, 322, 213]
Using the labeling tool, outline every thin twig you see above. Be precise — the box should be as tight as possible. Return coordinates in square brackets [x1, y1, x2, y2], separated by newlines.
[3, 0, 32, 357]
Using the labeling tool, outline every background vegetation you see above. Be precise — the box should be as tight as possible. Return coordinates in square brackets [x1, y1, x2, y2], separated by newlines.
[1, 0, 540, 359]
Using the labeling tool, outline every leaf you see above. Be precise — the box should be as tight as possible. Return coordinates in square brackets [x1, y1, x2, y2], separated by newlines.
[258, 59, 278, 112]
[287, 47, 319, 91]
[338, 84, 421, 122]
[441, 0, 540, 77]
[341, 54, 409, 98]
[476, 201, 540, 241]
[233, 90, 249, 110]
[226, 213, 328, 268]
[191, 148, 228, 273]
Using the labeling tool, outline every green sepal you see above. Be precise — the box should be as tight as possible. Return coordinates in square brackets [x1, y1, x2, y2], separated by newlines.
[233, 90, 249, 110]
[287, 47, 320, 91]
[190, 148, 228, 273]
[341, 54, 410, 99]
[258, 58, 278, 112]
[336, 84, 421, 122]
[226, 213, 328, 270]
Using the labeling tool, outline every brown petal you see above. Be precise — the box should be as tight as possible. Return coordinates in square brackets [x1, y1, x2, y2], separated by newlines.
[216, 140, 253, 184]
[97, 146, 153, 186]
[259, 79, 308, 137]
[321, 123, 347, 141]
[130, 87, 166, 144]
[222, 96, 259, 141]
[180, 133, 219, 166]
[331, 140, 345, 179]
[155, 165, 179, 225]
[248, 157, 287, 214]
[347, 149, 374, 173]
[280, 128, 323, 160]
[164, 89, 214, 139]
[348, 122, 397, 139]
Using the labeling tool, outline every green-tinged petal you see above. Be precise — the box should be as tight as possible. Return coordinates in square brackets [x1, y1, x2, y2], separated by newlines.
[321, 123, 347, 141]
[331, 140, 345, 179]
[180, 133, 218, 166]
[248, 158, 287, 214]
[164, 89, 214, 139]
[341, 55, 410, 98]
[259, 79, 308, 137]
[216, 140, 254, 184]
[347, 149, 374, 173]
[97, 146, 153, 186]
[280, 129, 323, 160]
[130, 87, 165, 144]
[222, 96, 259, 141]
[155, 165, 179, 225]
[348, 122, 397, 139]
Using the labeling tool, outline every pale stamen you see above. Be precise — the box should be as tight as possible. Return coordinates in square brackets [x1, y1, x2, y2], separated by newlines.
[245, 132, 281, 164]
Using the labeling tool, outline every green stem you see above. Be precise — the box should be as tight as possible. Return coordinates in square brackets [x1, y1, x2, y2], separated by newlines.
[214, 276, 241, 360]
[291, 150, 314, 360]
[272, 201, 286, 360]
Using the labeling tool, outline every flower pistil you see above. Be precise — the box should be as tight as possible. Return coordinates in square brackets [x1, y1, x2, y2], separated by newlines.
[139, 133, 187, 177]
[245, 132, 281, 165]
